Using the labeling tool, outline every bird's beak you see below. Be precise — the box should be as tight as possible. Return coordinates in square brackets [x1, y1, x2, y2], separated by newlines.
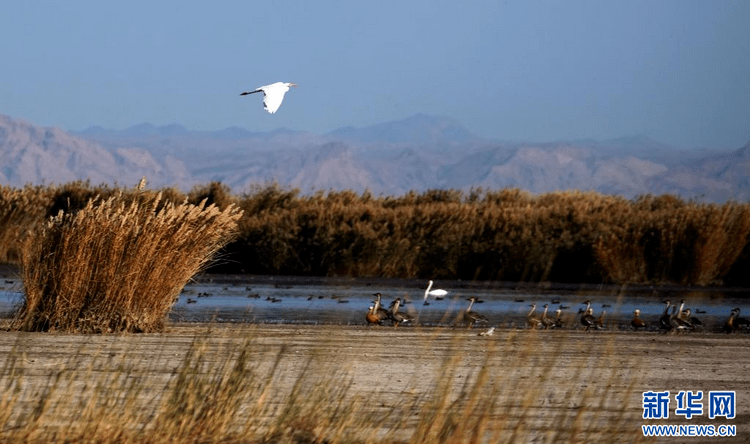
[290, 83, 298, 87]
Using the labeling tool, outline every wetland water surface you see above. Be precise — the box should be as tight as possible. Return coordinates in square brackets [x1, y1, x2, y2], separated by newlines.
[2, 274, 748, 330]
[161, 275, 750, 330]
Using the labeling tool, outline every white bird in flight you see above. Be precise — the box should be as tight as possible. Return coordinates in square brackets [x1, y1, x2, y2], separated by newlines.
[240, 81, 297, 114]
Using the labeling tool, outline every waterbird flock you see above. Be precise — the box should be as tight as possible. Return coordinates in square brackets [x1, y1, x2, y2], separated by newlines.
[362, 294, 746, 334]
[366, 293, 414, 327]
[174, 280, 749, 334]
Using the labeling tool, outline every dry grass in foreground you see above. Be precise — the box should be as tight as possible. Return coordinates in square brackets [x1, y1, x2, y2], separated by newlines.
[0, 326, 648, 444]
[11, 192, 242, 333]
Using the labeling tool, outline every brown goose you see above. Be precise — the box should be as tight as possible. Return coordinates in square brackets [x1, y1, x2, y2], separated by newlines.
[631, 309, 647, 330]
[526, 304, 542, 329]
[540, 304, 555, 329]
[595, 308, 607, 329]
[365, 293, 389, 325]
[681, 308, 702, 329]
[388, 298, 413, 327]
[366, 305, 382, 325]
[725, 307, 750, 333]
[669, 304, 693, 332]
[659, 300, 673, 332]
[553, 308, 563, 328]
[580, 301, 597, 331]
[724, 308, 738, 333]
[463, 297, 489, 328]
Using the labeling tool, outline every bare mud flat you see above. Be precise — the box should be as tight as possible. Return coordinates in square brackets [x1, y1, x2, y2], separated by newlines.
[1, 322, 748, 442]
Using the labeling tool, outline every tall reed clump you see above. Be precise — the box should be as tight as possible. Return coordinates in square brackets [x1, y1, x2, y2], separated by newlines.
[11, 192, 242, 333]
[0, 184, 54, 263]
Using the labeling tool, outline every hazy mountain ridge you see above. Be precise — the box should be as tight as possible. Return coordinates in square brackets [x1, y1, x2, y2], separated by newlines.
[329, 113, 477, 145]
[1, 113, 748, 202]
[0, 115, 193, 189]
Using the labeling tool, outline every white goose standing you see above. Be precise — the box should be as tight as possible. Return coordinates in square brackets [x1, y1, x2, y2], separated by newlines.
[423, 280, 448, 305]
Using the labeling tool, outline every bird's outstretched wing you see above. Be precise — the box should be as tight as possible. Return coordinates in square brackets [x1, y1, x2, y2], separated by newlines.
[241, 82, 294, 113]
[262, 89, 288, 114]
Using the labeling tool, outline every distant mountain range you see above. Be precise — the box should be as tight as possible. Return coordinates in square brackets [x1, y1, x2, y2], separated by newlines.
[1, 113, 748, 202]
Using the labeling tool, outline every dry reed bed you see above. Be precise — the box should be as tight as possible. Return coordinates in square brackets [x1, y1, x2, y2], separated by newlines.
[11, 191, 242, 333]
[0, 184, 52, 264]
[2, 182, 750, 286]
[0, 324, 665, 444]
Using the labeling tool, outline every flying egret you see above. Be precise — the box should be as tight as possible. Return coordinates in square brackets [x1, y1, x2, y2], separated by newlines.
[240, 82, 297, 114]
[423, 280, 448, 304]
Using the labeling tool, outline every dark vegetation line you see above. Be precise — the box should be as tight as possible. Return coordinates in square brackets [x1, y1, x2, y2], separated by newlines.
[2, 180, 750, 287]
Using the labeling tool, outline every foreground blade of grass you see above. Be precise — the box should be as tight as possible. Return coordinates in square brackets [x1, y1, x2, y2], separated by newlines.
[0, 326, 646, 443]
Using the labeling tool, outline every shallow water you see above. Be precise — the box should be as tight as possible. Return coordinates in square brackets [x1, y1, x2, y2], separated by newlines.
[2, 275, 748, 331]
[170, 275, 749, 331]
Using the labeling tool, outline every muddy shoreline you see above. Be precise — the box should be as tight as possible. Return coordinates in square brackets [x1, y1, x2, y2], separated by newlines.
[2, 263, 749, 441]
[1, 323, 748, 442]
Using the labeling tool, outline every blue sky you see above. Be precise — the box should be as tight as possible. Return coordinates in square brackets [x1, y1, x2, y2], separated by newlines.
[2, 1, 748, 149]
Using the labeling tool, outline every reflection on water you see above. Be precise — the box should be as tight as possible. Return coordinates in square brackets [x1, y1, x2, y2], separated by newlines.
[2, 275, 749, 331]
